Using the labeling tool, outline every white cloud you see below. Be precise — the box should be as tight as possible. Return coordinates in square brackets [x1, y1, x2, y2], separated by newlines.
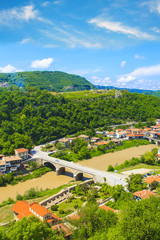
[88, 18, 154, 40]
[0, 5, 38, 25]
[41, 2, 50, 7]
[120, 61, 126, 68]
[151, 27, 160, 33]
[117, 63, 160, 85]
[41, 28, 102, 49]
[31, 58, 54, 69]
[134, 54, 145, 60]
[0, 65, 24, 73]
[117, 75, 136, 83]
[54, 1, 62, 5]
[143, 0, 160, 14]
[0, 5, 52, 26]
[130, 64, 160, 77]
[20, 38, 32, 44]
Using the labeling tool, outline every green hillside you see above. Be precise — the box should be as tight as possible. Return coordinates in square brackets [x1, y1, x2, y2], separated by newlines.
[0, 71, 95, 91]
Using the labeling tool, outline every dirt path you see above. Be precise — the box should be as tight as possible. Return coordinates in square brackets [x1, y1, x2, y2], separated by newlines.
[79, 144, 157, 171]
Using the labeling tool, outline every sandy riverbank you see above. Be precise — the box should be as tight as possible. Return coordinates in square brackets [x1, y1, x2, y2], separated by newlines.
[0, 172, 72, 203]
[0, 144, 157, 203]
[79, 144, 157, 171]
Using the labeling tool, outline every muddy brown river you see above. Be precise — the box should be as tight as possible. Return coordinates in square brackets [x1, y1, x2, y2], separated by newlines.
[0, 144, 157, 203]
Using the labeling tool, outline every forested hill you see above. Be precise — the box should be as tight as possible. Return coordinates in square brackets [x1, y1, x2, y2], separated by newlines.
[0, 71, 95, 91]
[0, 88, 160, 155]
[96, 85, 160, 97]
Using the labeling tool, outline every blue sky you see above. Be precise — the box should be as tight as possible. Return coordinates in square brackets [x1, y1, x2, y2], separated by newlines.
[0, 0, 160, 90]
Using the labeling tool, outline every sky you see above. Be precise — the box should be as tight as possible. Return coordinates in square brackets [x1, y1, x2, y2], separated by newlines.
[0, 0, 160, 90]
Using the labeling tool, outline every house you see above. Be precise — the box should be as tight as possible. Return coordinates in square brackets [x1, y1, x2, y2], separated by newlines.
[133, 190, 157, 200]
[94, 141, 110, 147]
[0, 160, 6, 174]
[156, 119, 160, 125]
[149, 131, 158, 138]
[107, 131, 117, 139]
[99, 205, 118, 213]
[2, 156, 22, 172]
[145, 175, 160, 185]
[112, 139, 121, 146]
[52, 223, 72, 239]
[78, 135, 89, 141]
[15, 148, 29, 160]
[156, 149, 160, 161]
[59, 138, 70, 147]
[90, 137, 100, 143]
[126, 133, 145, 140]
[12, 201, 60, 226]
[0, 154, 4, 160]
[116, 131, 127, 139]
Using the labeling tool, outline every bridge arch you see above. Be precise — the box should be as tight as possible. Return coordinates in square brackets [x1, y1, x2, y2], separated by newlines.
[44, 161, 56, 171]
[56, 167, 65, 175]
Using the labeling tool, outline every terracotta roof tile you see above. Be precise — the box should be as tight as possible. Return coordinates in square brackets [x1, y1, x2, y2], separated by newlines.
[145, 175, 160, 184]
[133, 190, 157, 199]
[29, 202, 52, 217]
[52, 223, 72, 237]
[15, 148, 28, 154]
[99, 205, 116, 212]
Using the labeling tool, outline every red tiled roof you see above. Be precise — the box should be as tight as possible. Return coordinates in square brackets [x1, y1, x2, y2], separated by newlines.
[99, 205, 116, 212]
[78, 134, 89, 138]
[145, 175, 160, 184]
[12, 201, 32, 218]
[15, 148, 28, 154]
[133, 190, 157, 199]
[29, 202, 52, 217]
[12, 201, 60, 222]
[52, 223, 72, 237]
[70, 213, 80, 220]
[4, 156, 22, 162]
[94, 141, 109, 146]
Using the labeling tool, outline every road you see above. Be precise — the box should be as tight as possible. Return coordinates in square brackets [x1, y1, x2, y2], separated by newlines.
[30, 145, 127, 187]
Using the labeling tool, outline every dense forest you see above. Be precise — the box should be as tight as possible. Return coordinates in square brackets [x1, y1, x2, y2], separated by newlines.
[0, 88, 160, 155]
[0, 71, 95, 91]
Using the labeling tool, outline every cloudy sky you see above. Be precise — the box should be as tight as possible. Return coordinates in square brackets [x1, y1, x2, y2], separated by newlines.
[0, 0, 160, 90]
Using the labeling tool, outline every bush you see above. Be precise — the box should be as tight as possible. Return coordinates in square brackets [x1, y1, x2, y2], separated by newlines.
[59, 209, 64, 214]
[16, 193, 23, 200]
[108, 165, 114, 172]
[51, 205, 59, 211]
[6, 198, 14, 205]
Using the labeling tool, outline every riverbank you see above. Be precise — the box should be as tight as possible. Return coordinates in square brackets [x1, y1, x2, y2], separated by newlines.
[79, 144, 157, 171]
[0, 172, 73, 203]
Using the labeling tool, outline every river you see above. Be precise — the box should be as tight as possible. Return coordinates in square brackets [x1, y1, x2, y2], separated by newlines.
[0, 144, 157, 203]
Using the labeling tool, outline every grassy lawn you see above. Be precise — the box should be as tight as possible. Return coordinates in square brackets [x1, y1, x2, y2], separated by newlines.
[53, 197, 85, 218]
[0, 205, 14, 224]
[118, 163, 160, 173]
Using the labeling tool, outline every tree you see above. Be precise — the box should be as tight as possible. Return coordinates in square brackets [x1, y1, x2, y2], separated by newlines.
[150, 181, 159, 191]
[71, 204, 117, 240]
[3, 173, 13, 184]
[0, 175, 4, 186]
[142, 151, 155, 165]
[126, 174, 146, 192]
[107, 165, 114, 172]
[107, 197, 160, 240]
[6, 215, 65, 240]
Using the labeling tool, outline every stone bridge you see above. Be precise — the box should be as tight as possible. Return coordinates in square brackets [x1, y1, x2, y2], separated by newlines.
[43, 159, 97, 182]
[146, 137, 160, 146]
[30, 147, 127, 187]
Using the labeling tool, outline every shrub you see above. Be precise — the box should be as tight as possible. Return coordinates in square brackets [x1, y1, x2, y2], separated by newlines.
[51, 205, 59, 211]
[16, 193, 23, 200]
[59, 209, 64, 214]
[108, 165, 114, 172]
